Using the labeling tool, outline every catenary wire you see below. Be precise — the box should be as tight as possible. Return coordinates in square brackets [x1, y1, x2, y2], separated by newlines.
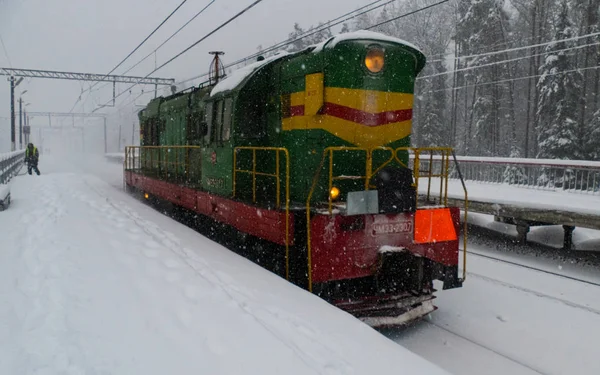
[94, 0, 267, 111]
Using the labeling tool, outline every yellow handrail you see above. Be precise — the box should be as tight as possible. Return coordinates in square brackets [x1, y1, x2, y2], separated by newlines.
[233, 146, 291, 280]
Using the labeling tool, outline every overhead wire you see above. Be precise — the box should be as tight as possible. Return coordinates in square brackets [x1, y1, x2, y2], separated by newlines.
[94, 0, 267, 111]
[425, 64, 600, 94]
[365, 0, 449, 30]
[418, 40, 600, 80]
[176, 0, 398, 85]
[0, 32, 12, 68]
[91, 0, 189, 89]
[70, 0, 189, 113]
[427, 30, 600, 64]
[90, 0, 218, 96]
[177, 0, 451, 86]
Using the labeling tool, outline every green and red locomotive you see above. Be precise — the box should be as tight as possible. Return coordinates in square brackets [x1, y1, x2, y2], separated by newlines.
[124, 30, 467, 327]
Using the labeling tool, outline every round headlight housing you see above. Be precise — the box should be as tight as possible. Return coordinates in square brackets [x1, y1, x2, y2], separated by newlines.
[330, 186, 341, 201]
[365, 46, 385, 73]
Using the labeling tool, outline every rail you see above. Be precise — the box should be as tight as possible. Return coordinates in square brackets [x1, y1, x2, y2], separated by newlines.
[233, 146, 291, 280]
[306, 147, 468, 291]
[421, 155, 600, 195]
[1, 150, 25, 184]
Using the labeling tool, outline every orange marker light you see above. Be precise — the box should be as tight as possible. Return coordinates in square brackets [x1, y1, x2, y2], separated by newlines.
[365, 47, 385, 73]
[414, 208, 457, 244]
[330, 187, 340, 201]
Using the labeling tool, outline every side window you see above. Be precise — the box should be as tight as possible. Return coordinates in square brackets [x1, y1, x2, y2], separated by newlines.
[204, 102, 213, 145]
[222, 98, 233, 142]
[212, 100, 223, 144]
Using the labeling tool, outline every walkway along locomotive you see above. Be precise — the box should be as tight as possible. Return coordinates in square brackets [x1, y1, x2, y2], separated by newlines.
[123, 30, 468, 327]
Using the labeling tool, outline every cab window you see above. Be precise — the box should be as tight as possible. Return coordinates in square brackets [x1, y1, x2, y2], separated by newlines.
[204, 102, 213, 145]
[222, 98, 233, 142]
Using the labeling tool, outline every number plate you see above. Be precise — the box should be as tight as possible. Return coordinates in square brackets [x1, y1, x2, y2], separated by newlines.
[371, 220, 413, 236]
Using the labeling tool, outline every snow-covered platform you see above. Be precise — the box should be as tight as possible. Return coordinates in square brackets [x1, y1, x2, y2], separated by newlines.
[0, 157, 449, 375]
[424, 179, 600, 249]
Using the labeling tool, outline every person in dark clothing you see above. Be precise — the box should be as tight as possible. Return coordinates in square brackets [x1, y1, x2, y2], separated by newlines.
[25, 143, 40, 175]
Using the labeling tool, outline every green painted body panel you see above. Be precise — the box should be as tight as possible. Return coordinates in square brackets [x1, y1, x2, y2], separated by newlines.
[136, 34, 425, 208]
[323, 40, 423, 93]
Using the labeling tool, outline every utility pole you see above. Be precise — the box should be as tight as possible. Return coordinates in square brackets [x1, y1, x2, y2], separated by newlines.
[9, 76, 23, 151]
[10, 77, 15, 151]
[103, 118, 107, 154]
[19, 97, 22, 149]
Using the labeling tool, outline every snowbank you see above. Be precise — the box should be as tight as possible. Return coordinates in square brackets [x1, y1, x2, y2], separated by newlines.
[424, 179, 600, 217]
[0, 157, 450, 375]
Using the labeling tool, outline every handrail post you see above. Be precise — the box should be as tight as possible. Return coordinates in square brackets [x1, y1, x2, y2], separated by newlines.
[276, 150, 281, 208]
[233, 148, 237, 198]
[252, 149, 257, 203]
[328, 149, 334, 214]
[414, 149, 420, 209]
[365, 149, 372, 190]
[451, 150, 468, 282]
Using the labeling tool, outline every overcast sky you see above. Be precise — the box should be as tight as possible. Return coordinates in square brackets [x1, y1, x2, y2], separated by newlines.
[0, 0, 370, 142]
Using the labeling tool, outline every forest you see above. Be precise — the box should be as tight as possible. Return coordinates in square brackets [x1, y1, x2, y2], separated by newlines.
[261, 0, 600, 161]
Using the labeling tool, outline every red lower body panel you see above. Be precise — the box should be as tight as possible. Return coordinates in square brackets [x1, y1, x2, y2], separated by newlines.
[309, 208, 460, 284]
[125, 171, 293, 246]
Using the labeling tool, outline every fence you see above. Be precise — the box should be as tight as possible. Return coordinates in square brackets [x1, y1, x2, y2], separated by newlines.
[418, 155, 600, 195]
[1, 150, 26, 184]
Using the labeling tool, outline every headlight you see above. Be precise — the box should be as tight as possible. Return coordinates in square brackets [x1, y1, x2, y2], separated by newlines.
[365, 46, 385, 73]
[330, 187, 341, 201]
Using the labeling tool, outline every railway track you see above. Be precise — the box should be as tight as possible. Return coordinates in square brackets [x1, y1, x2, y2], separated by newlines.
[464, 249, 600, 288]
[422, 320, 548, 375]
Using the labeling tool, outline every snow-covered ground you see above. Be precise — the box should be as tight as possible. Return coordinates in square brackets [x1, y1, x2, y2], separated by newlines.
[440, 178, 600, 217]
[6, 153, 600, 375]
[0, 155, 450, 375]
[390, 242, 600, 375]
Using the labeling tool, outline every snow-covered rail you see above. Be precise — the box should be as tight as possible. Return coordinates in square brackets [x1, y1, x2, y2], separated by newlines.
[419, 155, 600, 195]
[1, 150, 25, 184]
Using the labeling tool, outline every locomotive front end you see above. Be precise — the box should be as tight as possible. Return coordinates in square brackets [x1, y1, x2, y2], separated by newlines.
[301, 31, 463, 327]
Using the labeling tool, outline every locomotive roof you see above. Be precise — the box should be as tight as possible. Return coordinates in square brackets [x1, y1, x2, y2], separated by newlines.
[210, 52, 289, 97]
[209, 30, 425, 98]
[312, 30, 424, 55]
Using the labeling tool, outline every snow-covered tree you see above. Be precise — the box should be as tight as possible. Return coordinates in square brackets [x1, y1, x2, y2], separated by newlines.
[586, 108, 600, 160]
[418, 59, 449, 146]
[456, 0, 512, 156]
[535, 0, 583, 160]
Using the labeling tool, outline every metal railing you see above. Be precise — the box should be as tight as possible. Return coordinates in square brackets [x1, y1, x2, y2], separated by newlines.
[1, 150, 25, 184]
[233, 146, 291, 280]
[422, 155, 600, 195]
[124, 146, 200, 184]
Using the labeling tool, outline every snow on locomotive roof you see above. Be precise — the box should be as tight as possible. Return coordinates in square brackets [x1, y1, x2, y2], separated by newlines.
[311, 30, 423, 54]
[210, 52, 289, 97]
